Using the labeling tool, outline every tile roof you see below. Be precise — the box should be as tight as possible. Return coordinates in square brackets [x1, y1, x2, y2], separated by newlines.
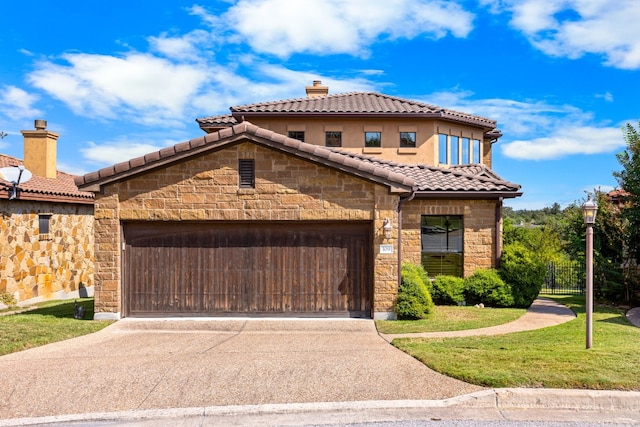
[77, 122, 520, 199]
[329, 150, 521, 195]
[197, 92, 498, 130]
[0, 154, 94, 204]
[76, 122, 415, 192]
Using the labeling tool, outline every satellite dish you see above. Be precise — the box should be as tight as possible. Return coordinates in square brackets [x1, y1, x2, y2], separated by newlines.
[0, 166, 33, 200]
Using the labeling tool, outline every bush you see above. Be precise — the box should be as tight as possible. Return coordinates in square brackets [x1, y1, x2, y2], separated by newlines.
[396, 263, 434, 319]
[432, 275, 465, 305]
[0, 292, 17, 308]
[499, 242, 546, 307]
[464, 268, 514, 307]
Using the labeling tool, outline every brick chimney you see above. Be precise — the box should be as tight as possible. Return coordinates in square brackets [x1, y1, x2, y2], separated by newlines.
[21, 120, 59, 179]
[305, 80, 329, 98]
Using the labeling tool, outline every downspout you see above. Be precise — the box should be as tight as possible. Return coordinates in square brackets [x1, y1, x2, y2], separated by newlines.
[397, 190, 416, 287]
[496, 197, 503, 269]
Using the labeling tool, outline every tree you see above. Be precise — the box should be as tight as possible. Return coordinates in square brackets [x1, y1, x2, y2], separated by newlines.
[614, 122, 640, 264]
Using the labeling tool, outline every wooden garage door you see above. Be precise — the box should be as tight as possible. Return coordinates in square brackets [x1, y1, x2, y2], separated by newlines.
[122, 222, 372, 317]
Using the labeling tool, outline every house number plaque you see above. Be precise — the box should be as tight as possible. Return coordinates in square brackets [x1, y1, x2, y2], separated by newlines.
[379, 244, 394, 254]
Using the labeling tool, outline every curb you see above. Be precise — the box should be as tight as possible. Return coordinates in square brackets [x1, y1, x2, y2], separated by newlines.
[2, 389, 639, 426]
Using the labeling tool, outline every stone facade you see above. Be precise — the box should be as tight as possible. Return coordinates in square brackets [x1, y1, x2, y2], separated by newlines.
[0, 201, 94, 304]
[93, 142, 400, 318]
[402, 199, 500, 276]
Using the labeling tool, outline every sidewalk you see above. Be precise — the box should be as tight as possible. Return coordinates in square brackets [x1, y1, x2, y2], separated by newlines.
[627, 306, 640, 327]
[379, 297, 576, 342]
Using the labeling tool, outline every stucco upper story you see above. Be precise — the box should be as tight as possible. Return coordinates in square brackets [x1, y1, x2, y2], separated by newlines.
[196, 82, 502, 167]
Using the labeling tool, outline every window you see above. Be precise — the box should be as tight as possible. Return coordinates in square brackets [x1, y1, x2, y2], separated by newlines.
[450, 135, 459, 165]
[472, 139, 481, 163]
[364, 131, 381, 147]
[399, 132, 416, 148]
[439, 134, 482, 165]
[462, 137, 470, 164]
[39, 214, 52, 234]
[421, 215, 463, 277]
[288, 131, 305, 142]
[325, 131, 342, 147]
[438, 134, 448, 164]
[238, 159, 255, 188]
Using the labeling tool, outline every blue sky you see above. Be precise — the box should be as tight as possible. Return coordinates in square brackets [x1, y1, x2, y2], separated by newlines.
[1, 0, 638, 210]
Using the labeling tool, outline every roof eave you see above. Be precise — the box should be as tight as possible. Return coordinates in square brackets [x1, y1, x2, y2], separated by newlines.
[229, 111, 496, 130]
[413, 190, 522, 199]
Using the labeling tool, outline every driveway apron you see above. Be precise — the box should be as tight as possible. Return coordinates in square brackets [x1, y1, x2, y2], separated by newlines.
[0, 318, 481, 419]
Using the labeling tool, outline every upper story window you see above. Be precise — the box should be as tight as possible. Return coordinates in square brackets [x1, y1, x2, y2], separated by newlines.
[439, 133, 482, 165]
[288, 131, 305, 142]
[325, 131, 342, 147]
[400, 132, 416, 148]
[238, 159, 255, 188]
[365, 132, 381, 147]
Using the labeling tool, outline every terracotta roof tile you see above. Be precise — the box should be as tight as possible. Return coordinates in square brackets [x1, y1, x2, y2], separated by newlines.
[197, 92, 497, 130]
[331, 149, 521, 194]
[0, 154, 94, 204]
[77, 122, 519, 197]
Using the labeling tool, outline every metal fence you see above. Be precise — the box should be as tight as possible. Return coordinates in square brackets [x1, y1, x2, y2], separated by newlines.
[542, 261, 585, 294]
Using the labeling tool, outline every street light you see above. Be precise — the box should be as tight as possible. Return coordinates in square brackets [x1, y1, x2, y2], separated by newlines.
[582, 195, 598, 349]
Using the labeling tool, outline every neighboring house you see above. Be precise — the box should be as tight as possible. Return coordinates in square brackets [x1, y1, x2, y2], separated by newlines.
[0, 121, 95, 306]
[77, 82, 521, 320]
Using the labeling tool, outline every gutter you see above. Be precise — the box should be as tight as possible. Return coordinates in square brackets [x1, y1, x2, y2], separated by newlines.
[397, 190, 417, 289]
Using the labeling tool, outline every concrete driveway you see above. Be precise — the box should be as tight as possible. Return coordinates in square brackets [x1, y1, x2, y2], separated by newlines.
[0, 318, 481, 420]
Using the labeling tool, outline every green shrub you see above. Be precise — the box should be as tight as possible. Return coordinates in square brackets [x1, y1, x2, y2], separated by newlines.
[432, 275, 465, 305]
[499, 242, 546, 308]
[0, 293, 17, 308]
[464, 268, 514, 307]
[396, 263, 434, 319]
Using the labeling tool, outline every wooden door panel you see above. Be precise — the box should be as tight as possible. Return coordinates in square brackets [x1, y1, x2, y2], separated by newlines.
[123, 222, 371, 317]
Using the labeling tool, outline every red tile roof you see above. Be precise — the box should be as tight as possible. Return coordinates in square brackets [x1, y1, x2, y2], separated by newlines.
[331, 150, 521, 195]
[77, 122, 520, 199]
[0, 154, 94, 204]
[197, 92, 498, 131]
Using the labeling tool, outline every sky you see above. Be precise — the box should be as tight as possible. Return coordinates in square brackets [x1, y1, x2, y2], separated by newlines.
[1, 0, 639, 210]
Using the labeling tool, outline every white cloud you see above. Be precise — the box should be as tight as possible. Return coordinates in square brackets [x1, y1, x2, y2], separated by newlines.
[0, 85, 42, 120]
[424, 90, 625, 160]
[28, 53, 209, 126]
[214, 0, 474, 57]
[501, 126, 624, 160]
[80, 140, 167, 166]
[148, 30, 212, 61]
[596, 92, 614, 102]
[482, 0, 640, 69]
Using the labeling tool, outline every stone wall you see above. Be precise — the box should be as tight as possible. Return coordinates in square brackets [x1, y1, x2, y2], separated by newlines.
[93, 142, 400, 318]
[0, 201, 94, 304]
[401, 199, 499, 277]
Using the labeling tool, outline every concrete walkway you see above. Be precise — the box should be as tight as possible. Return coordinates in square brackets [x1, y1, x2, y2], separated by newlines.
[2, 298, 640, 427]
[380, 297, 577, 342]
[627, 306, 640, 327]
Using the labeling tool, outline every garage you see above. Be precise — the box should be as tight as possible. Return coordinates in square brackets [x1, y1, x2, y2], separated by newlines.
[122, 221, 372, 317]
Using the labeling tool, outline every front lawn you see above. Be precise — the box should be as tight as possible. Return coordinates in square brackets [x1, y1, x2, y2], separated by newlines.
[375, 305, 526, 334]
[0, 298, 113, 356]
[392, 295, 640, 390]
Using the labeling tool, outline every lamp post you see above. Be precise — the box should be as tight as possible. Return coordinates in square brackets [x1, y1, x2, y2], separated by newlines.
[582, 195, 598, 349]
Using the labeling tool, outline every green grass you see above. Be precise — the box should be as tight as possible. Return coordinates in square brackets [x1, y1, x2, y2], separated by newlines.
[375, 305, 526, 334]
[392, 295, 640, 390]
[0, 298, 113, 356]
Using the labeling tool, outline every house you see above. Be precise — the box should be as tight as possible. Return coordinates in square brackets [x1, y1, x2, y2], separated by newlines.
[76, 82, 521, 320]
[0, 121, 94, 306]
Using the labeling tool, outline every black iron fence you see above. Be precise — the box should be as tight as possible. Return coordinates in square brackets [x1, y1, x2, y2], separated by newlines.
[542, 261, 585, 294]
